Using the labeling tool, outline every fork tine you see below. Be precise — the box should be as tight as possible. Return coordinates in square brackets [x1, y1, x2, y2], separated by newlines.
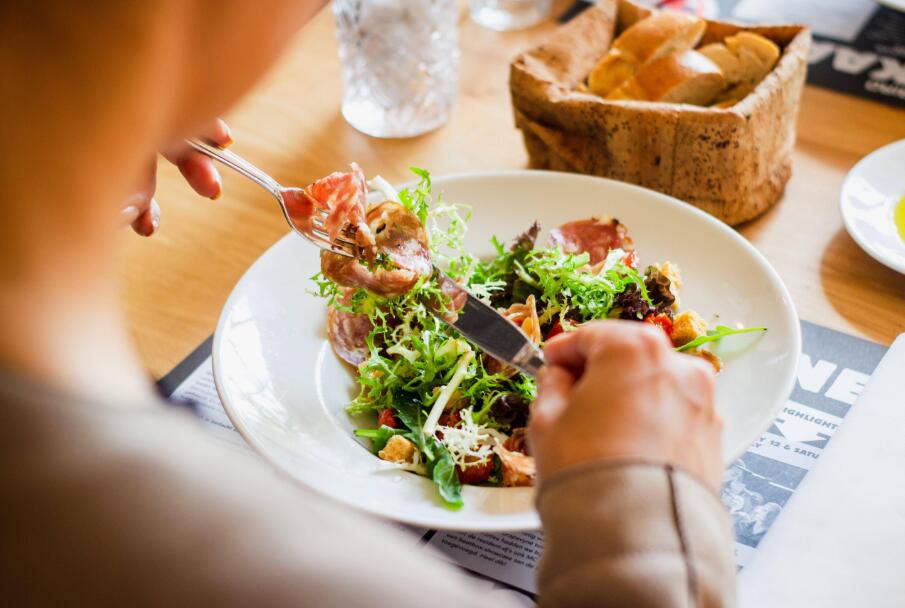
[311, 217, 358, 241]
[312, 207, 357, 234]
[310, 227, 358, 248]
[302, 229, 357, 257]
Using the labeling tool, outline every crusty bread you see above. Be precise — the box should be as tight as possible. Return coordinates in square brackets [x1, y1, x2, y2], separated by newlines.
[698, 42, 742, 82]
[612, 11, 705, 64]
[606, 50, 725, 105]
[588, 52, 637, 98]
[588, 11, 705, 97]
[727, 31, 780, 78]
[509, 0, 811, 226]
[699, 31, 780, 105]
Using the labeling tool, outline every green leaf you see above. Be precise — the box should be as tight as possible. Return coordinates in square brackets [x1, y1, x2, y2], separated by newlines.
[392, 391, 426, 433]
[676, 326, 767, 352]
[428, 442, 463, 509]
[354, 426, 405, 453]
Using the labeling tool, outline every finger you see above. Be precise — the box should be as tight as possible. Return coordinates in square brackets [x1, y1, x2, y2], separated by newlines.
[131, 198, 160, 237]
[161, 118, 231, 199]
[542, 331, 585, 376]
[121, 192, 148, 225]
[205, 117, 232, 147]
[531, 365, 576, 428]
[121, 161, 156, 225]
[545, 320, 672, 383]
[172, 152, 223, 199]
[674, 353, 717, 411]
[163, 118, 232, 157]
[543, 321, 636, 373]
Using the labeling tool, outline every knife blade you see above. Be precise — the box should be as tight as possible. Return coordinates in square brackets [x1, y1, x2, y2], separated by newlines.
[429, 270, 545, 377]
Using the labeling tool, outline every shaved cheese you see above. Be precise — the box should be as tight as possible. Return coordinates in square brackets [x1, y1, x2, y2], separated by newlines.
[436, 408, 508, 468]
[423, 348, 473, 435]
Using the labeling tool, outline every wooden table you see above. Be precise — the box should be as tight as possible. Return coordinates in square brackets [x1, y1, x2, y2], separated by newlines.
[117, 5, 905, 379]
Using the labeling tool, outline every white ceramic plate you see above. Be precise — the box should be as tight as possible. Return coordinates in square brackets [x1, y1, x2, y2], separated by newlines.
[840, 138, 905, 276]
[213, 171, 800, 531]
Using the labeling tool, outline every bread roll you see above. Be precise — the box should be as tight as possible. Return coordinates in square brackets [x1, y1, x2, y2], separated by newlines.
[702, 32, 780, 90]
[588, 11, 705, 97]
[726, 31, 780, 80]
[606, 49, 725, 105]
[613, 11, 706, 64]
[588, 52, 637, 98]
[698, 42, 742, 82]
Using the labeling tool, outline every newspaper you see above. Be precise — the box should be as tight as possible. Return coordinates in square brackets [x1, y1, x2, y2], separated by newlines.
[162, 320, 887, 601]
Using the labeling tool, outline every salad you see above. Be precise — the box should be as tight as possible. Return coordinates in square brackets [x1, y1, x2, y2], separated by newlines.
[302, 166, 764, 509]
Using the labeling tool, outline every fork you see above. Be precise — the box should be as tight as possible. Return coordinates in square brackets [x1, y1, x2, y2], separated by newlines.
[186, 139, 358, 258]
[190, 138, 545, 377]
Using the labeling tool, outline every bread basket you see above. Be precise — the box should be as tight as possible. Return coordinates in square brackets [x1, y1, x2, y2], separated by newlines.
[509, 0, 811, 225]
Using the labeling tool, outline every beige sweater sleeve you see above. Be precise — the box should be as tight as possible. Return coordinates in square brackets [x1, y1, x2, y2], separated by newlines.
[536, 462, 736, 608]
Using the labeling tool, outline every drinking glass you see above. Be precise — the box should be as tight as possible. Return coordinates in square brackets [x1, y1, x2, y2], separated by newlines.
[333, 0, 459, 139]
[468, 0, 552, 31]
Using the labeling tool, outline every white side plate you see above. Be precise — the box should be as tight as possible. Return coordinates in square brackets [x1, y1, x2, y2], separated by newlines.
[840, 138, 905, 276]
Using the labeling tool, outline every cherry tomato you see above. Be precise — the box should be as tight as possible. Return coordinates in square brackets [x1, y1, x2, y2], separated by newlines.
[624, 251, 638, 269]
[437, 410, 461, 428]
[377, 409, 398, 429]
[456, 456, 494, 484]
[643, 313, 673, 337]
[435, 410, 462, 441]
[546, 320, 564, 340]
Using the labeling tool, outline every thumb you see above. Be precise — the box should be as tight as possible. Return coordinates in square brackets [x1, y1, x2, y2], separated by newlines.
[531, 365, 575, 429]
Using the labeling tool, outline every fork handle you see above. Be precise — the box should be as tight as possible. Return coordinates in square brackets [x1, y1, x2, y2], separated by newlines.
[186, 139, 283, 197]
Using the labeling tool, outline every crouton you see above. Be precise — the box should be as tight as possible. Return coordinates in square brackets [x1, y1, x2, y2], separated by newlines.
[378, 435, 416, 464]
[670, 310, 708, 347]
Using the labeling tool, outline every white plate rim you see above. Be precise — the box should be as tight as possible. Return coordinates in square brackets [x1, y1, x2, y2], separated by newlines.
[840, 138, 905, 276]
[212, 169, 801, 530]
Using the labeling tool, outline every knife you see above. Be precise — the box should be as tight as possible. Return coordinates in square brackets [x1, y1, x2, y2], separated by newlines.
[429, 270, 545, 377]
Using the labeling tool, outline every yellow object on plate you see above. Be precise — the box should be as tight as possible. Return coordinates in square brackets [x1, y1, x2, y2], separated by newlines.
[895, 194, 905, 242]
[840, 139, 905, 275]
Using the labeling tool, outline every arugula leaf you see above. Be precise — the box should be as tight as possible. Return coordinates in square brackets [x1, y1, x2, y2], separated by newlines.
[676, 326, 767, 352]
[354, 426, 405, 453]
[388, 391, 463, 508]
[392, 391, 426, 433]
[426, 441, 463, 508]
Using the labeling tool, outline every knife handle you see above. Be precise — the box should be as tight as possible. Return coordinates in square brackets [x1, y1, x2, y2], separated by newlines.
[512, 343, 545, 377]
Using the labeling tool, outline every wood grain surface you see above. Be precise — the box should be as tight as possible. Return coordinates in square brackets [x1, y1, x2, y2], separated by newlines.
[116, 5, 905, 378]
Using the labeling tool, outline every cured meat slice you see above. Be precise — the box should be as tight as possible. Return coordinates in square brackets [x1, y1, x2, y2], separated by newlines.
[326, 303, 372, 366]
[548, 216, 634, 265]
[321, 201, 431, 298]
[283, 163, 374, 246]
[365, 201, 431, 276]
[494, 443, 536, 487]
